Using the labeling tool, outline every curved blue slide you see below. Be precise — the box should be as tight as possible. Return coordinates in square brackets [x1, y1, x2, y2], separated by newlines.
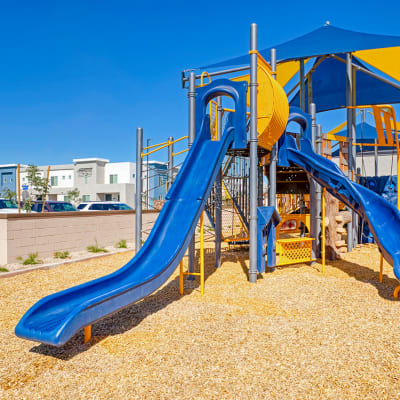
[280, 108, 400, 280]
[15, 78, 248, 346]
[15, 118, 234, 346]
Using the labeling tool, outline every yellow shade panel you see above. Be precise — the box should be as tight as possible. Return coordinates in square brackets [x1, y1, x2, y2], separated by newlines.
[354, 47, 400, 82]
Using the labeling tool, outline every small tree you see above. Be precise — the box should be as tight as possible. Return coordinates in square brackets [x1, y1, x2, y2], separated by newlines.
[1, 188, 16, 202]
[24, 164, 51, 212]
[67, 188, 80, 205]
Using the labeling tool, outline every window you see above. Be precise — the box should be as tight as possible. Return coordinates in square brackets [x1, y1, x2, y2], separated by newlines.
[84, 176, 88, 184]
[50, 203, 76, 212]
[89, 204, 104, 211]
[82, 195, 90, 202]
[64, 196, 70, 202]
[68, 175, 72, 180]
[77, 203, 87, 210]
[62, 176, 65, 180]
[158, 175, 167, 186]
[132, 173, 135, 179]
[51, 176, 58, 186]
[22, 177, 25, 182]
[109, 174, 118, 184]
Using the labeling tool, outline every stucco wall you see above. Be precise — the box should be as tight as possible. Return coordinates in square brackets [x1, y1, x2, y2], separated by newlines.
[0, 210, 159, 264]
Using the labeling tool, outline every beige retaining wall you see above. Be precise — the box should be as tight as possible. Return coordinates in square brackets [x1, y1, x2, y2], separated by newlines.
[0, 210, 159, 264]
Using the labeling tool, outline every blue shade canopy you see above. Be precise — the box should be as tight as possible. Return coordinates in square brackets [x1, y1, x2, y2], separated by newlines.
[201, 24, 400, 69]
[290, 56, 400, 112]
[331, 122, 397, 156]
[335, 122, 378, 141]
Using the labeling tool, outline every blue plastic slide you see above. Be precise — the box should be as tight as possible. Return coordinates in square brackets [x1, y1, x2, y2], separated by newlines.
[15, 79, 248, 346]
[279, 108, 400, 279]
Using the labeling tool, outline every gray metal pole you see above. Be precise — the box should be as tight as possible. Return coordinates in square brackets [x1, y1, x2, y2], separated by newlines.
[346, 53, 354, 252]
[215, 96, 222, 268]
[167, 136, 174, 192]
[352, 66, 358, 248]
[188, 72, 196, 277]
[374, 139, 378, 176]
[135, 127, 143, 253]
[268, 48, 277, 209]
[309, 103, 317, 259]
[299, 59, 305, 112]
[249, 23, 258, 283]
[315, 124, 323, 258]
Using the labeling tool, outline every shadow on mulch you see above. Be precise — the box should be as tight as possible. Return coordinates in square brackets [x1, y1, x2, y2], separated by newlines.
[326, 257, 400, 301]
[30, 246, 226, 360]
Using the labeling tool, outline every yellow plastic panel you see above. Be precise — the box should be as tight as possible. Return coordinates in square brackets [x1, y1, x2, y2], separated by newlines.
[276, 238, 314, 266]
[355, 47, 400, 82]
[232, 54, 289, 151]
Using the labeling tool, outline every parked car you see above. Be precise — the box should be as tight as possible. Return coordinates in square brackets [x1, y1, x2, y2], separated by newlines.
[77, 201, 133, 211]
[31, 201, 77, 212]
[0, 199, 27, 213]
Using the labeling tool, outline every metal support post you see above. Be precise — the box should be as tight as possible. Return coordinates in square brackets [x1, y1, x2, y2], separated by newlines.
[315, 124, 323, 258]
[352, 65, 358, 247]
[268, 48, 277, 208]
[249, 23, 258, 283]
[135, 127, 143, 253]
[215, 96, 222, 268]
[346, 53, 354, 252]
[374, 139, 378, 176]
[258, 162, 264, 206]
[299, 59, 305, 114]
[188, 72, 196, 278]
[309, 103, 317, 259]
[167, 136, 174, 192]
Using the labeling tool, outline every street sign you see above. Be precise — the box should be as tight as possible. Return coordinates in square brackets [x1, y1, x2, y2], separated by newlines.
[22, 185, 29, 190]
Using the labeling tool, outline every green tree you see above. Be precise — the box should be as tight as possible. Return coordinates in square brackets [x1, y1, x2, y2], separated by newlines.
[24, 164, 51, 212]
[1, 188, 16, 202]
[67, 188, 81, 205]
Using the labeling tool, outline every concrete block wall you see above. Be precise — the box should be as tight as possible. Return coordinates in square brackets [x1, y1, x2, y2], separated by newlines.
[0, 211, 159, 264]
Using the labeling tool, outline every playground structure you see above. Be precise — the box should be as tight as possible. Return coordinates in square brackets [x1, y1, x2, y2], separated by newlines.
[15, 23, 400, 347]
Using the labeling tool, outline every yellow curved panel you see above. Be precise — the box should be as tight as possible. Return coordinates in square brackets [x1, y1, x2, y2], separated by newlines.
[232, 54, 289, 151]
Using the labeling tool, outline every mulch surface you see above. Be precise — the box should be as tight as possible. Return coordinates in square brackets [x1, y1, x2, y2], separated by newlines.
[1, 243, 400, 399]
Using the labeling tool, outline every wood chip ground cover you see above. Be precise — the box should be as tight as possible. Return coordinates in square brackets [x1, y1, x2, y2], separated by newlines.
[1, 243, 400, 399]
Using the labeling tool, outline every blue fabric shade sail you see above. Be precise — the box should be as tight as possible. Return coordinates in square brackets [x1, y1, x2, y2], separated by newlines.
[290, 55, 400, 112]
[201, 24, 400, 68]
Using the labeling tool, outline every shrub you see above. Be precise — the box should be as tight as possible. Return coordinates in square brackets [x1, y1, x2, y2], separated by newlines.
[116, 239, 127, 249]
[18, 252, 42, 265]
[87, 240, 108, 253]
[54, 251, 70, 259]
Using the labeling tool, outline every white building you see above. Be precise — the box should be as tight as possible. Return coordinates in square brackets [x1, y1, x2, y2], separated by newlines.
[18, 157, 170, 209]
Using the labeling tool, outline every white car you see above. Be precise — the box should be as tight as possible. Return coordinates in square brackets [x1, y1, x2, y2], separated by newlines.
[77, 201, 133, 211]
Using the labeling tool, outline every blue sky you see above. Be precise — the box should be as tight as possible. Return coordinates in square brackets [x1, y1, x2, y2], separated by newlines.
[0, 1, 400, 166]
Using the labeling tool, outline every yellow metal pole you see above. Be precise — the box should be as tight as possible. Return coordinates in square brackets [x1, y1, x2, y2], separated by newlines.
[379, 254, 383, 283]
[84, 325, 91, 343]
[200, 211, 204, 296]
[42, 166, 50, 213]
[17, 163, 21, 214]
[322, 188, 326, 273]
[179, 259, 183, 295]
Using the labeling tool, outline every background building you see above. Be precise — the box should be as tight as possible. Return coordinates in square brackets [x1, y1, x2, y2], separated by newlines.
[11, 157, 169, 209]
